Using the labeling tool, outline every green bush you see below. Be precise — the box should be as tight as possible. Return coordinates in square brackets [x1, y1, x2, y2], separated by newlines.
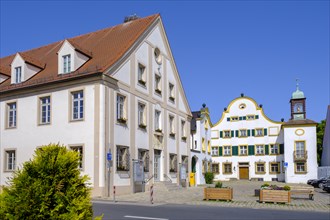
[0, 144, 94, 219]
[204, 172, 214, 184]
[215, 182, 223, 188]
[283, 185, 291, 191]
[261, 183, 270, 188]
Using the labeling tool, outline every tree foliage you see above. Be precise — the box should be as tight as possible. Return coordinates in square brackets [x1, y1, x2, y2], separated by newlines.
[0, 144, 93, 219]
[317, 120, 326, 165]
[204, 172, 214, 184]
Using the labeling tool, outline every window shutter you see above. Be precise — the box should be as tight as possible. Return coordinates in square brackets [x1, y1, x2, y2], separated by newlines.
[232, 146, 238, 155]
[235, 130, 239, 137]
[227, 117, 230, 122]
[252, 129, 255, 136]
[248, 145, 254, 155]
[220, 131, 223, 138]
[265, 145, 269, 155]
[264, 128, 267, 136]
[231, 130, 234, 137]
[243, 116, 246, 120]
[219, 146, 223, 156]
[247, 130, 251, 136]
[239, 116, 243, 120]
[255, 115, 259, 119]
[280, 144, 284, 154]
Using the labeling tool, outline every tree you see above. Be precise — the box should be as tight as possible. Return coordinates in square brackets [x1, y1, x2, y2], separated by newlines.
[0, 144, 93, 219]
[317, 120, 326, 165]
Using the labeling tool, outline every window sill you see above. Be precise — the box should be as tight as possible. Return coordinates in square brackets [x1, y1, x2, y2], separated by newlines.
[169, 97, 175, 102]
[181, 136, 187, 142]
[38, 122, 51, 126]
[223, 172, 233, 175]
[3, 170, 15, 173]
[5, 126, 17, 130]
[255, 172, 266, 175]
[139, 124, 147, 129]
[69, 118, 84, 123]
[294, 171, 308, 174]
[269, 172, 281, 174]
[117, 118, 127, 124]
[255, 154, 265, 156]
[138, 80, 146, 86]
[169, 133, 176, 138]
[155, 89, 162, 95]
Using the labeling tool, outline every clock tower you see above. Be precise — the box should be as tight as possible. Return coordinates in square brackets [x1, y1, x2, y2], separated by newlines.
[290, 80, 306, 120]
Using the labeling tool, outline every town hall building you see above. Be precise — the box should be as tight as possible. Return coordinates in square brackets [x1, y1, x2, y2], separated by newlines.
[191, 84, 318, 184]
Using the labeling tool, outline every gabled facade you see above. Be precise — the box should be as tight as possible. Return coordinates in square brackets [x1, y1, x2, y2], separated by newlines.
[190, 105, 213, 185]
[191, 87, 317, 184]
[0, 14, 192, 196]
[321, 106, 330, 166]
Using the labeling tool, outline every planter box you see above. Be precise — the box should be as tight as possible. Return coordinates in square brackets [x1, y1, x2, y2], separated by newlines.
[259, 189, 291, 204]
[204, 187, 233, 201]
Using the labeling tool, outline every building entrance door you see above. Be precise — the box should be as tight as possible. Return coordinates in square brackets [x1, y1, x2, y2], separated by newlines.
[154, 150, 161, 181]
[239, 167, 249, 179]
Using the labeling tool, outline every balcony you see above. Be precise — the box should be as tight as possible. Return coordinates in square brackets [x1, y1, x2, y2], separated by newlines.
[293, 151, 308, 161]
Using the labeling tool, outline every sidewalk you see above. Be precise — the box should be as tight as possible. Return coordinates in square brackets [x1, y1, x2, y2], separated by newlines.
[93, 181, 330, 212]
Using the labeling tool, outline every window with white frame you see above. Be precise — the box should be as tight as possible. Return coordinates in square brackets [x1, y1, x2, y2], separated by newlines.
[270, 144, 279, 155]
[295, 141, 306, 158]
[70, 146, 83, 170]
[15, 66, 22, 83]
[295, 162, 306, 173]
[116, 146, 130, 171]
[239, 145, 248, 155]
[169, 154, 177, 172]
[223, 163, 232, 174]
[169, 83, 175, 101]
[138, 102, 146, 128]
[7, 102, 17, 128]
[155, 110, 161, 132]
[211, 147, 219, 156]
[116, 94, 126, 123]
[247, 115, 255, 120]
[63, 54, 71, 73]
[40, 96, 51, 124]
[181, 120, 186, 139]
[224, 130, 231, 138]
[169, 115, 175, 136]
[223, 146, 231, 156]
[255, 128, 263, 136]
[138, 149, 149, 172]
[138, 63, 146, 86]
[5, 150, 16, 171]
[270, 162, 280, 173]
[255, 162, 265, 174]
[255, 145, 264, 155]
[239, 129, 247, 137]
[212, 163, 219, 173]
[155, 74, 161, 94]
[72, 91, 84, 120]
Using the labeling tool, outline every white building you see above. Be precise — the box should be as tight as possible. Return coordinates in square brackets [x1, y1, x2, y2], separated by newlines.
[194, 84, 317, 183]
[190, 105, 213, 185]
[0, 14, 192, 196]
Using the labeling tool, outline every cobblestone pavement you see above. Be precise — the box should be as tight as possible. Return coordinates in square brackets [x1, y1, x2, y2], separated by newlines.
[94, 181, 330, 212]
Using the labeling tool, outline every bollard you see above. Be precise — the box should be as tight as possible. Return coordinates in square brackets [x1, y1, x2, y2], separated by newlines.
[113, 186, 116, 203]
[150, 184, 154, 204]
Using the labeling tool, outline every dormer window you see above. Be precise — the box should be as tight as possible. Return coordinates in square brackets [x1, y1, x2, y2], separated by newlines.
[63, 55, 71, 73]
[15, 67, 22, 83]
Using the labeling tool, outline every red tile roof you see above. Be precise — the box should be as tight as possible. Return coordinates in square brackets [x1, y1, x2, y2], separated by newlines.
[0, 14, 159, 91]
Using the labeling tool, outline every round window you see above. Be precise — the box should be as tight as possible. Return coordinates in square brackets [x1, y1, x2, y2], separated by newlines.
[154, 47, 162, 64]
[239, 103, 246, 109]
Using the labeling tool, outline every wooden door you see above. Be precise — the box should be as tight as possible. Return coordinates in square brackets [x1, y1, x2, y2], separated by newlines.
[239, 167, 249, 179]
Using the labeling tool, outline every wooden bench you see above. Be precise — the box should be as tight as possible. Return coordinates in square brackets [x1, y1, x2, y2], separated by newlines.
[290, 186, 314, 200]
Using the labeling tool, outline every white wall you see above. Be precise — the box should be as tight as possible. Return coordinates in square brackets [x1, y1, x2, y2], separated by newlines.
[1, 84, 97, 186]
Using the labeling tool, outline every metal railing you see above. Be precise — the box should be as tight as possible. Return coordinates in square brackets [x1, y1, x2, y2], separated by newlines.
[163, 174, 173, 183]
[293, 150, 308, 161]
[144, 174, 154, 184]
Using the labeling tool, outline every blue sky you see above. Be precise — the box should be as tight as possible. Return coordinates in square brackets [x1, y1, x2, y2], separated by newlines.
[1, 1, 329, 123]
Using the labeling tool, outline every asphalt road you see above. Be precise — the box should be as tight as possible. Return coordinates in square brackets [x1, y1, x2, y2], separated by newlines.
[93, 201, 330, 220]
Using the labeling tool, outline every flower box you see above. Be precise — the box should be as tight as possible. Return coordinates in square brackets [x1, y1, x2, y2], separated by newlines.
[259, 189, 291, 204]
[204, 187, 233, 201]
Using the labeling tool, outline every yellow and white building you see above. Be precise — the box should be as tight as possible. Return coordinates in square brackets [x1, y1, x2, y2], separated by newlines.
[192, 86, 318, 184]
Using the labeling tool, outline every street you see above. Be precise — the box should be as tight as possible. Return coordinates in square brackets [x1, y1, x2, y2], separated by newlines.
[93, 201, 330, 220]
